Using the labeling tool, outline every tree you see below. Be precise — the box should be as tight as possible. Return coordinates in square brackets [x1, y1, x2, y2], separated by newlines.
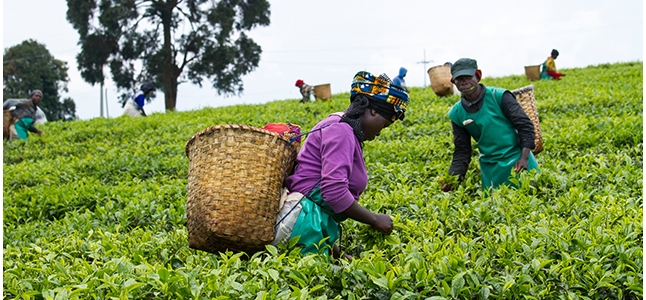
[3, 39, 77, 121]
[66, 0, 271, 111]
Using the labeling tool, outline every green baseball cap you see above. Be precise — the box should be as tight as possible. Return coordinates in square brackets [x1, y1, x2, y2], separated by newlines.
[451, 58, 478, 78]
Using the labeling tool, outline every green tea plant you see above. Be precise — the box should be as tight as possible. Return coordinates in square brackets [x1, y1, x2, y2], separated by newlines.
[3, 62, 642, 299]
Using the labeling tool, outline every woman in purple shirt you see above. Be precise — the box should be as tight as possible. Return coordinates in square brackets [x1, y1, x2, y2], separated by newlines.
[275, 71, 410, 259]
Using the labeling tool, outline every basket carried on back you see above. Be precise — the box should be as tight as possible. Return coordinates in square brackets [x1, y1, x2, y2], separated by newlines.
[185, 124, 299, 254]
[3, 110, 16, 141]
[524, 65, 541, 81]
[428, 65, 454, 97]
[511, 85, 543, 154]
[313, 84, 332, 100]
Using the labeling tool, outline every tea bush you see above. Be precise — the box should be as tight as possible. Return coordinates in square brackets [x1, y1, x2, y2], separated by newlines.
[3, 62, 642, 299]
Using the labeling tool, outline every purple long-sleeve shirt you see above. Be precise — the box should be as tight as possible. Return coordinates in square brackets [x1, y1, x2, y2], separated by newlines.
[285, 113, 368, 213]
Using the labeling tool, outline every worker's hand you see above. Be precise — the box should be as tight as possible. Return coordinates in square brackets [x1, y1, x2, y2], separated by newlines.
[439, 175, 463, 192]
[514, 148, 531, 172]
[371, 214, 393, 235]
[514, 159, 529, 173]
[333, 244, 353, 261]
[441, 183, 454, 192]
[36, 130, 44, 136]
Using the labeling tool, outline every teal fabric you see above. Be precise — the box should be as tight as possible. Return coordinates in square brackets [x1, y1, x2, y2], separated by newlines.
[540, 61, 552, 80]
[14, 118, 34, 140]
[448, 87, 538, 189]
[289, 187, 346, 255]
[479, 152, 538, 189]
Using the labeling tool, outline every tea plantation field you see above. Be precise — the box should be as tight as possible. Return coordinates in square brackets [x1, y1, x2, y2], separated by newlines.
[3, 62, 643, 299]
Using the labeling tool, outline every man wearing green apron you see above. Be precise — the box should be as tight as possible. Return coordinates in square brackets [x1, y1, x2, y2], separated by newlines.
[441, 58, 538, 191]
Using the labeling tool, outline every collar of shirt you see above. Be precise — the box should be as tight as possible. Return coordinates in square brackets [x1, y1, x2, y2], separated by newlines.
[460, 84, 485, 108]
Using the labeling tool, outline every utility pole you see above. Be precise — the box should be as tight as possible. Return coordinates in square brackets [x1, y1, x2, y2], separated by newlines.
[105, 88, 109, 118]
[100, 82, 104, 117]
[417, 49, 433, 87]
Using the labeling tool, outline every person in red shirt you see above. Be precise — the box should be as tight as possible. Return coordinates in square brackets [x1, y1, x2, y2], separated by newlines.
[295, 79, 317, 103]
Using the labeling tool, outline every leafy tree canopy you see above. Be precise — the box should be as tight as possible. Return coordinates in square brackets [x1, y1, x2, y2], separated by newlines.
[66, 0, 271, 111]
[3, 39, 77, 121]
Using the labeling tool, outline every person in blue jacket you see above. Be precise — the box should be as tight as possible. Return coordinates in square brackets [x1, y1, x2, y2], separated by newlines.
[392, 67, 409, 92]
[123, 82, 155, 117]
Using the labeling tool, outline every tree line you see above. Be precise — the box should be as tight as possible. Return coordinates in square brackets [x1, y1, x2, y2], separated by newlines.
[3, 0, 271, 121]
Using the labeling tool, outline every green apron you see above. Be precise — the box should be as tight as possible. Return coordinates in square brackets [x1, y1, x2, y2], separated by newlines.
[540, 61, 552, 80]
[289, 187, 347, 255]
[14, 117, 34, 140]
[449, 87, 538, 189]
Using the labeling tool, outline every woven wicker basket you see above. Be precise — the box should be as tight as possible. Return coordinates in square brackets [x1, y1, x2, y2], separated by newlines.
[3, 110, 16, 140]
[313, 84, 332, 100]
[428, 65, 454, 97]
[185, 124, 299, 254]
[511, 85, 543, 154]
[524, 65, 541, 81]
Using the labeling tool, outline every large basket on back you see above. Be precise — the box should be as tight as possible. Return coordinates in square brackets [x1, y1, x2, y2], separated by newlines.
[3, 110, 15, 140]
[524, 65, 541, 81]
[428, 65, 454, 97]
[313, 84, 332, 100]
[511, 85, 543, 154]
[185, 124, 299, 254]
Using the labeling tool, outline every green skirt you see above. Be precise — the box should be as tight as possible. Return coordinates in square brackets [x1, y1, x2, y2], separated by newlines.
[289, 187, 347, 255]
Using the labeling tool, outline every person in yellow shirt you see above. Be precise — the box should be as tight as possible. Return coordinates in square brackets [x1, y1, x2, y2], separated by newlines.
[540, 49, 565, 80]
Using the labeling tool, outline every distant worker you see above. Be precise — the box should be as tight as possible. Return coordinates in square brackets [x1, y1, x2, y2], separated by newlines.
[392, 67, 409, 92]
[295, 79, 316, 103]
[123, 82, 155, 117]
[3, 90, 45, 140]
[540, 49, 565, 80]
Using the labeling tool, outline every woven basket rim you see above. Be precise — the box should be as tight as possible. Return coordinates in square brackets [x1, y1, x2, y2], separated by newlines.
[185, 124, 294, 158]
[511, 84, 534, 95]
[428, 64, 450, 70]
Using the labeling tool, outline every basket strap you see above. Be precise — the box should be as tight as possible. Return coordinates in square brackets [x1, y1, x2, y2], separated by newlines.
[287, 124, 332, 146]
[279, 124, 332, 225]
[279, 123, 349, 253]
[275, 178, 322, 230]
[279, 124, 332, 223]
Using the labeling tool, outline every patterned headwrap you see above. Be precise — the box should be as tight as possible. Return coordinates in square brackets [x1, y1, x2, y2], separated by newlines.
[350, 71, 410, 121]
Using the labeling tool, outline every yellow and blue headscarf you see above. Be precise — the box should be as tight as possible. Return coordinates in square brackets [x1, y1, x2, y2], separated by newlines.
[350, 71, 410, 121]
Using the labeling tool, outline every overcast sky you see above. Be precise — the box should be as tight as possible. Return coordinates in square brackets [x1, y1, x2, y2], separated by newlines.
[2, 0, 644, 120]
